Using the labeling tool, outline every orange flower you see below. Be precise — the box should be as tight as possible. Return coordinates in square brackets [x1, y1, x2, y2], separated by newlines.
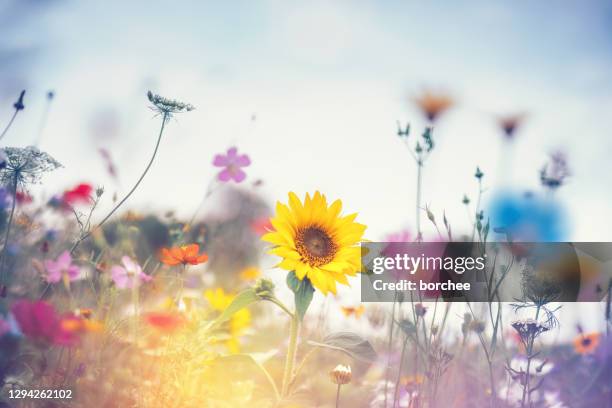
[414, 90, 454, 122]
[159, 244, 208, 266]
[341, 305, 365, 319]
[573, 332, 600, 355]
[144, 311, 186, 333]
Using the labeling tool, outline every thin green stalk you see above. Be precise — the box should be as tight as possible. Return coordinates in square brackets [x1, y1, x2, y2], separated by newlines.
[0, 174, 19, 290]
[70, 111, 169, 255]
[416, 158, 423, 241]
[521, 306, 541, 408]
[384, 290, 398, 408]
[393, 336, 409, 407]
[0, 109, 18, 141]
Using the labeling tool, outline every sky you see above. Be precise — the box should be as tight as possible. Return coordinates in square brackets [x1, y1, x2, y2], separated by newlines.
[1, 0, 611, 335]
[2, 0, 611, 240]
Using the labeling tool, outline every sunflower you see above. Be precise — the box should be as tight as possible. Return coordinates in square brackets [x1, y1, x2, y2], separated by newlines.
[262, 192, 366, 295]
[573, 332, 600, 355]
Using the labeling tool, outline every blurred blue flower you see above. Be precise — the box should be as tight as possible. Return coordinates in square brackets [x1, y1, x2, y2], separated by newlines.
[0, 187, 11, 211]
[488, 191, 567, 242]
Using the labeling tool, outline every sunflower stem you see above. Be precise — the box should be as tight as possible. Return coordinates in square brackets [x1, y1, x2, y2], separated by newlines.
[281, 313, 300, 398]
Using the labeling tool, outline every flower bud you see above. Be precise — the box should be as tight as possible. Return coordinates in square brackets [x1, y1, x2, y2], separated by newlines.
[330, 364, 352, 385]
[254, 278, 275, 299]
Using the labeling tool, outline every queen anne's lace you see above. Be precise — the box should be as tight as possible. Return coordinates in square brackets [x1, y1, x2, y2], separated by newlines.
[0, 146, 62, 189]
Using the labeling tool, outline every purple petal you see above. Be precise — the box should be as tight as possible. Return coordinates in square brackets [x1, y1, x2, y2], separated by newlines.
[235, 154, 251, 167]
[232, 168, 247, 183]
[139, 272, 153, 283]
[57, 250, 72, 269]
[218, 168, 232, 182]
[44, 260, 60, 276]
[66, 265, 80, 281]
[226, 147, 238, 159]
[122, 256, 141, 274]
[111, 266, 130, 289]
[45, 269, 62, 283]
[212, 154, 229, 167]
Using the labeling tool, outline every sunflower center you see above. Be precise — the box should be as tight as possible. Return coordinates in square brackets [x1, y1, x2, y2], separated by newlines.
[295, 226, 337, 267]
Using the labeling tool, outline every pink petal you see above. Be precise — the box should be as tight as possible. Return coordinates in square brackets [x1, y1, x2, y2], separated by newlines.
[66, 265, 80, 281]
[139, 272, 153, 283]
[111, 266, 130, 289]
[235, 154, 251, 167]
[218, 168, 232, 182]
[231, 168, 247, 183]
[122, 256, 141, 274]
[226, 147, 238, 159]
[46, 269, 62, 283]
[57, 250, 73, 269]
[44, 260, 59, 276]
[212, 154, 229, 167]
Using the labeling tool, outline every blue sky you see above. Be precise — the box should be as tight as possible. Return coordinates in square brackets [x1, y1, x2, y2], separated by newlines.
[2, 0, 612, 242]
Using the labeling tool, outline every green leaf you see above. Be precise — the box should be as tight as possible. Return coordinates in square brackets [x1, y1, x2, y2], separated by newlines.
[286, 271, 314, 321]
[308, 332, 377, 364]
[209, 288, 259, 330]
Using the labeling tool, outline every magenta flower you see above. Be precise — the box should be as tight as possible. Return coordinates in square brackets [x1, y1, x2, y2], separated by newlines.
[10, 300, 74, 345]
[212, 147, 251, 183]
[44, 250, 80, 283]
[110, 256, 152, 289]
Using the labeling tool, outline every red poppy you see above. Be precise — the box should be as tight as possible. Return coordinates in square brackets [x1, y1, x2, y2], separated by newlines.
[63, 183, 93, 205]
[159, 244, 208, 266]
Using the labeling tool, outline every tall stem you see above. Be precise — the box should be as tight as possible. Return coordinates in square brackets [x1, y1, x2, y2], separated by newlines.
[520, 306, 541, 408]
[281, 314, 300, 397]
[70, 112, 168, 254]
[335, 384, 342, 408]
[384, 291, 398, 407]
[393, 336, 409, 407]
[0, 174, 19, 289]
[0, 110, 18, 141]
[416, 159, 423, 241]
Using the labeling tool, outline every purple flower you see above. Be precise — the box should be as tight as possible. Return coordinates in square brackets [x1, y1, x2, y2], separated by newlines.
[212, 147, 251, 183]
[44, 251, 80, 283]
[0, 187, 12, 210]
[0, 317, 9, 337]
[110, 256, 152, 289]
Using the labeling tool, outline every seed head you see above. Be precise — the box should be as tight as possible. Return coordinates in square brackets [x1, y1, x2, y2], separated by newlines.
[147, 91, 194, 116]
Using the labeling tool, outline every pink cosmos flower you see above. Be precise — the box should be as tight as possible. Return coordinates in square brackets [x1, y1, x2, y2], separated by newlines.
[44, 251, 80, 283]
[212, 147, 251, 183]
[10, 300, 78, 345]
[110, 256, 152, 289]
